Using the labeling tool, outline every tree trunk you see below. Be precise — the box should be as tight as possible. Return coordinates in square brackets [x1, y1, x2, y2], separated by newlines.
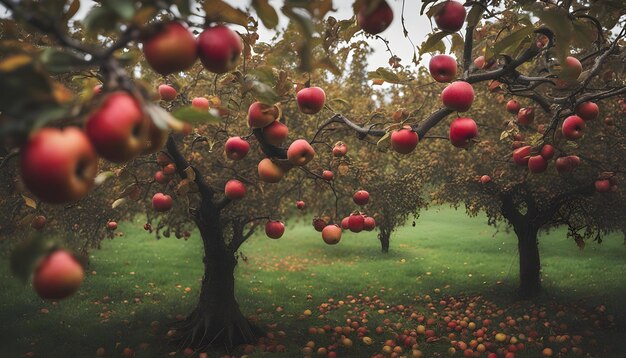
[378, 230, 390, 253]
[514, 224, 541, 299]
[172, 213, 263, 350]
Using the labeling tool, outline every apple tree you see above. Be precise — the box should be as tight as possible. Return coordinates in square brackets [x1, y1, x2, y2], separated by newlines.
[0, 0, 428, 350]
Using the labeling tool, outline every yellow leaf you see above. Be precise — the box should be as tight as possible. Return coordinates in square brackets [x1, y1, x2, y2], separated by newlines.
[0, 55, 32, 72]
[22, 195, 37, 209]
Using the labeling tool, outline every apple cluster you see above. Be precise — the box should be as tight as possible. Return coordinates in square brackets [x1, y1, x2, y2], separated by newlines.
[311, 190, 376, 246]
[142, 22, 243, 76]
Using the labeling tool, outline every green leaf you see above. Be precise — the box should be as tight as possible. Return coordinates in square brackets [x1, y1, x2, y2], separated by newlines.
[252, 0, 279, 29]
[571, 19, 594, 50]
[367, 67, 404, 84]
[465, 4, 484, 28]
[532, 6, 573, 62]
[251, 80, 279, 105]
[104, 0, 135, 20]
[426, 2, 446, 18]
[418, 31, 448, 57]
[314, 57, 341, 76]
[40, 48, 91, 74]
[376, 131, 391, 152]
[0, 55, 57, 119]
[172, 107, 221, 125]
[84, 6, 119, 34]
[203, 0, 249, 28]
[488, 26, 535, 60]
[450, 33, 464, 54]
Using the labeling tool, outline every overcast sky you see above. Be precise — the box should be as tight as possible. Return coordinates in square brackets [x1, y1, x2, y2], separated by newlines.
[3, 0, 437, 71]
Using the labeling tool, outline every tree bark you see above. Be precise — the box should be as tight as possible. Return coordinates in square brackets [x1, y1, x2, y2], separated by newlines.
[172, 216, 263, 349]
[378, 230, 390, 253]
[513, 223, 541, 299]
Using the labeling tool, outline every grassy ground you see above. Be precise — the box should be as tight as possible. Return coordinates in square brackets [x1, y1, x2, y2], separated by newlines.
[1, 207, 625, 357]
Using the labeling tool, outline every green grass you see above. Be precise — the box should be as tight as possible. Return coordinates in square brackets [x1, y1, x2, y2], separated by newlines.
[1, 207, 625, 357]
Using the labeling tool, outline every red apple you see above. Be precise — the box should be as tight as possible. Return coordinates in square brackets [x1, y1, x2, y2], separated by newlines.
[265, 220, 285, 239]
[262, 121, 289, 147]
[162, 163, 177, 175]
[31, 215, 46, 230]
[142, 22, 197, 75]
[287, 139, 315, 166]
[332, 141, 348, 157]
[506, 100, 521, 114]
[93, 84, 102, 95]
[248, 102, 279, 128]
[154, 171, 169, 185]
[33, 250, 84, 300]
[595, 179, 611, 193]
[322, 170, 334, 181]
[540, 144, 554, 159]
[158, 84, 177, 101]
[528, 155, 548, 174]
[152, 193, 173, 212]
[434, 1, 466, 32]
[356, 0, 393, 35]
[364, 216, 376, 231]
[353, 190, 370, 206]
[559, 56, 582, 81]
[296, 200, 306, 210]
[575, 102, 599, 121]
[429, 55, 457, 83]
[224, 137, 250, 160]
[192, 97, 209, 110]
[348, 213, 365, 233]
[21, 127, 98, 203]
[197, 25, 243, 74]
[480, 175, 491, 184]
[555, 157, 572, 173]
[257, 158, 284, 183]
[86, 92, 148, 163]
[297, 87, 326, 114]
[512, 146, 532, 166]
[391, 126, 419, 154]
[313, 217, 327, 232]
[473, 56, 485, 69]
[341, 217, 350, 230]
[517, 107, 534, 125]
[562, 115, 585, 140]
[224, 179, 246, 199]
[449, 117, 478, 148]
[441, 81, 474, 112]
[107, 221, 118, 230]
[322, 224, 342, 245]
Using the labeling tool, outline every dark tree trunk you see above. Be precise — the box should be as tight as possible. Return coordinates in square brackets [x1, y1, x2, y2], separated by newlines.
[172, 209, 262, 350]
[513, 224, 541, 299]
[378, 230, 390, 253]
